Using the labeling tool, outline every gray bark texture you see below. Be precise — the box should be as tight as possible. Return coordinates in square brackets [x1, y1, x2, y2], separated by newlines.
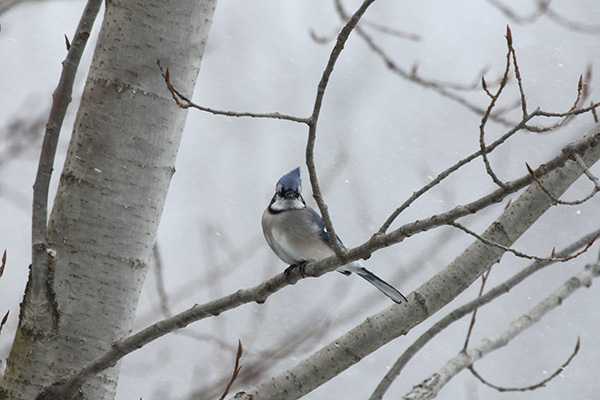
[0, 0, 217, 398]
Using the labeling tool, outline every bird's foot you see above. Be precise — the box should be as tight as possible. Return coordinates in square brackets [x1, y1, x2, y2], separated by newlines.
[284, 261, 308, 281]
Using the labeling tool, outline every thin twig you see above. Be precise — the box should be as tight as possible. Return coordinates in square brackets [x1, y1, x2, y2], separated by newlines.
[369, 230, 600, 400]
[448, 221, 598, 262]
[38, 124, 600, 400]
[218, 340, 243, 400]
[526, 162, 599, 206]
[575, 154, 600, 191]
[534, 100, 600, 118]
[527, 76, 587, 133]
[0, 310, 9, 335]
[400, 263, 600, 400]
[478, 26, 514, 190]
[508, 28, 528, 118]
[156, 60, 310, 124]
[305, 0, 377, 258]
[377, 109, 537, 234]
[0, 250, 5, 278]
[462, 268, 491, 351]
[469, 338, 580, 392]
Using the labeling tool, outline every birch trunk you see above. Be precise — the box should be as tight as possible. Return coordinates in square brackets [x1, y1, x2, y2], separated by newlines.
[0, 0, 217, 398]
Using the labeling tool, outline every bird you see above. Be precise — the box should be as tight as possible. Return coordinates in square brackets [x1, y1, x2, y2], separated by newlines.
[261, 167, 407, 303]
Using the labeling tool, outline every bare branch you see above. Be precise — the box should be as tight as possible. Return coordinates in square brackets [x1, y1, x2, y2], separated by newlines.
[369, 229, 599, 400]
[469, 337, 580, 392]
[485, 0, 549, 25]
[534, 100, 600, 119]
[487, 0, 600, 33]
[462, 268, 491, 351]
[156, 60, 310, 124]
[361, 19, 421, 41]
[27, 0, 102, 335]
[478, 25, 514, 190]
[334, 0, 516, 126]
[0, 250, 6, 278]
[38, 118, 600, 400]
[378, 110, 537, 234]
[526, 162, 599, 206]
[0, 311, 9, 335]
[402, 264, 600, 400]
[575, 154, 600, 191]
[448, 221, 598, 262]
[304, 0, 377, 259]
[218, 340, 243, 400]
[526, 75, 589, 133]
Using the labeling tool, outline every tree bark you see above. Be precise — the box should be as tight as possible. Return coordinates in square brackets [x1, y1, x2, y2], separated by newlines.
[0, 0, 217, 398]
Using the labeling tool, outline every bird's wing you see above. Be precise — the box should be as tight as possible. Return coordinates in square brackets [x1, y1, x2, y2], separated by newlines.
[306, 207, 345, 248]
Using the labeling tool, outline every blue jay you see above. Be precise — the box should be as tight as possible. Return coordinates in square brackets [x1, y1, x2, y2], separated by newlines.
[262, 167, 407, 303]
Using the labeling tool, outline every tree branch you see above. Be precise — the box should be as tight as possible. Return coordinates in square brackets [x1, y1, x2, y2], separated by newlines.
[402, 263, 600, 400]
[233, 123, 600, 400]
[304, 0, 376, 258]
[157, 60, 310, 124]
[37, 121, 600, 400]
[469, 337, 580, 392]
[368, 229, 599, 400]
[27, 0, 102, 334]
[377, 109, 538, 234]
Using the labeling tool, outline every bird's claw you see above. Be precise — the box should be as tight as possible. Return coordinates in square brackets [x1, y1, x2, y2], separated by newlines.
[284, 261, 308, 281]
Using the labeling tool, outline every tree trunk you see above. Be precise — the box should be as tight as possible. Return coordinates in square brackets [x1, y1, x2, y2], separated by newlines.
[0, 0, 217, 398]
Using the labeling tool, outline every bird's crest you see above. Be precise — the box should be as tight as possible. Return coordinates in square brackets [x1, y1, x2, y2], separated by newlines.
[276, 167, 301, 194]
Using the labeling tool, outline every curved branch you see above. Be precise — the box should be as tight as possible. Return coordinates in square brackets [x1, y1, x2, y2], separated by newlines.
[369, 229, 599, 400]
[305, 0, 376, 258]
[234, 123, 600, 400]
[377, 110, 537, 234]
[402, 264, 600, 400]
[469, 337, 580, 392]
[38, 122, 600, 400]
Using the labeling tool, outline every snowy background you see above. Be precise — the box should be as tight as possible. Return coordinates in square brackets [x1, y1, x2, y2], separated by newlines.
[1, 0, 600, 399]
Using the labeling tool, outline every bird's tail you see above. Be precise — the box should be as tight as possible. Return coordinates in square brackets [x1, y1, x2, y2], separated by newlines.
[340, 262, 407, 304]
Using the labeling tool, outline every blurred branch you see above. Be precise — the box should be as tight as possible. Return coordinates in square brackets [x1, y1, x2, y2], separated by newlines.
[151, 243, 172, 318]
[333, 0, 516, 127]
[218, 340, 243, 400]
[401, 263, 600, 400]
[369, 229, 599, 400]
[0, 110, 45, 170]
[188, 314, 332, 400]
[487, 0, 600, 33]
[486, 0, 548, 24]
